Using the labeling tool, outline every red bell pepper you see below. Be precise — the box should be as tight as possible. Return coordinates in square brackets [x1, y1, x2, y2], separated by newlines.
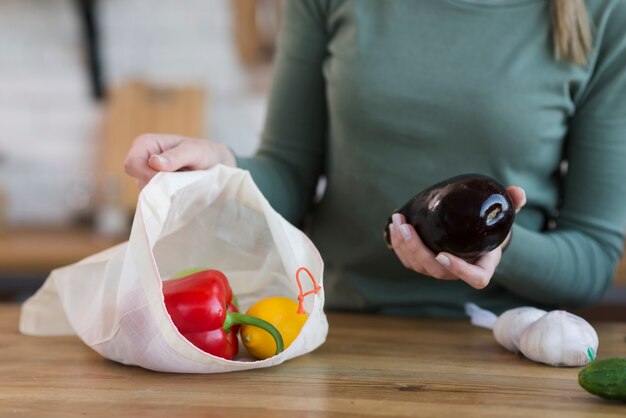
[162, 269, 284, 360]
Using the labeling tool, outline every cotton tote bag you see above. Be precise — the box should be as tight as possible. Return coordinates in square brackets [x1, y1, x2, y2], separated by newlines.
[19, 165, 328, 373]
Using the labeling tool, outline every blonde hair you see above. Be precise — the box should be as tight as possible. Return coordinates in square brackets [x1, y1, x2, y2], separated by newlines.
[552, 0, 593, 66]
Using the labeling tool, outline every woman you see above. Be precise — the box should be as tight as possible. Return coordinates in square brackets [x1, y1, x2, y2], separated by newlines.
[124, 0, 626, 316]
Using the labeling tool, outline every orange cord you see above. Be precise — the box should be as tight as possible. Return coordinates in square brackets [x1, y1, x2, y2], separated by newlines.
[295, 267, 321, 314]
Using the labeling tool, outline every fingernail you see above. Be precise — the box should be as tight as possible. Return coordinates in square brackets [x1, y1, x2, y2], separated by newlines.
[392, 213, 402, 227]
[152, 154, 168, 165]
[435, 254, 451, 268]
[400, 224, 412, 241]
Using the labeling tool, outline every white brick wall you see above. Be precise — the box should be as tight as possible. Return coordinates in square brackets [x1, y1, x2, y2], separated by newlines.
[0, 0, 267, 225]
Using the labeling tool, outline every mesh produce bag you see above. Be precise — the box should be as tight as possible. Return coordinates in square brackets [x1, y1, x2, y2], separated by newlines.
[20, 165, 327, 373]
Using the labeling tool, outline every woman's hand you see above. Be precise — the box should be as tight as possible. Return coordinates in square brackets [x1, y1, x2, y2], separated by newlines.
[123, 134, 237, 188]
[388, 186, 526, 289]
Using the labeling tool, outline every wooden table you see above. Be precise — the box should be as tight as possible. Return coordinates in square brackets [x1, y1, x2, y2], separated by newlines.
[0, 304, 624, 417]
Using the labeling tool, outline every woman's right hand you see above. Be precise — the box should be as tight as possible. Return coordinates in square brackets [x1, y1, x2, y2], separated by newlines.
[123, 134, 237, 188]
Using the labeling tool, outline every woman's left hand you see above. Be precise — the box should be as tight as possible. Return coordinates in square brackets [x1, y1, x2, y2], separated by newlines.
[388, 186, 526, 289]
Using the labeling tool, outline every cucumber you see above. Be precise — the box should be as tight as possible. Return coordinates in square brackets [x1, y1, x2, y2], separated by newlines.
[578, 358, 626, 401]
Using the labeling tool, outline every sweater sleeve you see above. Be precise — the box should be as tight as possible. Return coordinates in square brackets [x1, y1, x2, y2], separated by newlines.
[495, 3, 626, 307]
[236, 0, 330, 225]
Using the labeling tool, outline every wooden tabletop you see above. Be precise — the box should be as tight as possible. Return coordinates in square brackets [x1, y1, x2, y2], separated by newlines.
[0, 304, 624, 417]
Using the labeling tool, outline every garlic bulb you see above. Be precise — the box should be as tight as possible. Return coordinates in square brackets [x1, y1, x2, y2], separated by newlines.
[464, 303, 599, 367]
[492, 307, 547, 352]
[519, 310, 598, 367]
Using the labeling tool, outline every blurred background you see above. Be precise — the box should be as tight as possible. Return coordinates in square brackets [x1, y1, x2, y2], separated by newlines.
[0, 0, 624, 319]
[0, 0, 279, 300]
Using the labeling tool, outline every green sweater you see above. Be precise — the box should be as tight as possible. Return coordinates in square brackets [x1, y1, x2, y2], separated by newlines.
[238, 0, 626, 316]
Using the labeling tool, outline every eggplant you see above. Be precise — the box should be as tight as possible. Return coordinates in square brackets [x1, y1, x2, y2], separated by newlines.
[384, 174, 515, 261]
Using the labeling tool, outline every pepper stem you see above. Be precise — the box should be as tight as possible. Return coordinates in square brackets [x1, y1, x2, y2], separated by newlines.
[223, 312, 284, 355]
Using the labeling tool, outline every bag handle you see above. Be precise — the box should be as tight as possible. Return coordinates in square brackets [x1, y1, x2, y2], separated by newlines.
[295, 267, 321, 314]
